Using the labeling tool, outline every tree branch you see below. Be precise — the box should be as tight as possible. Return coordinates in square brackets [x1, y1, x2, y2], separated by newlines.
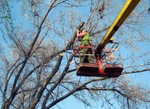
[45, 78, 106, 108]
[122, 68, 150, 75]
[42, 54, 74, 108]
[28, 54, 63, 109]
[2, 1, 58, 109]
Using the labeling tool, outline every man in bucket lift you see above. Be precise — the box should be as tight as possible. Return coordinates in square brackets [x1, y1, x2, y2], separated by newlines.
[76, 28, 92, 63]
[106, 37, 115, 62]
[102, 37, 115, 62]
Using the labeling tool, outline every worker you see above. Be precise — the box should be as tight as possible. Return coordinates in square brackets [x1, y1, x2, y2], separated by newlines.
[107, 52, 114, 61]
[76, 28, 92, 63]
[99, 2, 105, 19]
[104, 37, 115, 63]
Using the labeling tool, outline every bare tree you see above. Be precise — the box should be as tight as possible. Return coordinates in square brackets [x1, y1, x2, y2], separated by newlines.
[0, 0, 150, 109]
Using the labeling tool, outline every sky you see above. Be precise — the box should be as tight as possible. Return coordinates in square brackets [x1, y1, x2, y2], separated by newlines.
[0, 0, 150, 109]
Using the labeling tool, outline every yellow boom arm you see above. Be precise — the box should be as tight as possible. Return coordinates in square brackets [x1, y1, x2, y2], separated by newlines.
[95, 0, 140, 56]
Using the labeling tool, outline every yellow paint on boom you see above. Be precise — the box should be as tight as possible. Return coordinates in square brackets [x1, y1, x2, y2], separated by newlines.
[95, 0, 140, 55]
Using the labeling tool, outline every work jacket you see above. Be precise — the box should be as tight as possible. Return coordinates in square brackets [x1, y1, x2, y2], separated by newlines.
[81, 33, 90, 45]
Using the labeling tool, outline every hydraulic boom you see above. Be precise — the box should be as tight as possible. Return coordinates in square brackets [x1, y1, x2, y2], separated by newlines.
[95, 0, 140, 56]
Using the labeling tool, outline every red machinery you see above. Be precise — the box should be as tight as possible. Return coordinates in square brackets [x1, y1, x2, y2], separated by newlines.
[73, 0, 140, 77]
[75, 42, 123, 77]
